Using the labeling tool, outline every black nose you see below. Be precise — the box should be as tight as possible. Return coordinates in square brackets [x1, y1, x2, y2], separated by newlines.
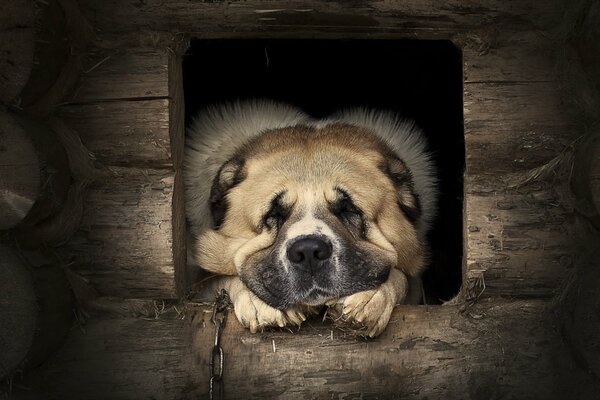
[287, 236, 332, 270]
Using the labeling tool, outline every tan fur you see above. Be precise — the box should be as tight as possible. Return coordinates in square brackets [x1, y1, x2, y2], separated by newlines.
[192, 123, 427, 336]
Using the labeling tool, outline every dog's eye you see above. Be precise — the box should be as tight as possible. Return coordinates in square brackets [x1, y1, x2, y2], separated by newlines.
[262, 192, 290, 230]
[330, 189, 366, 238]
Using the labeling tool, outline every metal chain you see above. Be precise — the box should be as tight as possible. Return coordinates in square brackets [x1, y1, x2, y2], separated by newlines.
[209, 289, 231, 400]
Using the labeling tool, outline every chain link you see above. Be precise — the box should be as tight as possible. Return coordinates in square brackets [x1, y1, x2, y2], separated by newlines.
[209, 289, 231, 400]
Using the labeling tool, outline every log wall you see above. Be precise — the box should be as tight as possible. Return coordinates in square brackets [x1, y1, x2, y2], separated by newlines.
[13, 1, 598, 399]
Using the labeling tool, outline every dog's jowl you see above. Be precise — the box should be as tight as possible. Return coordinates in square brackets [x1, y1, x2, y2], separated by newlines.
[184, 100, 437, 337]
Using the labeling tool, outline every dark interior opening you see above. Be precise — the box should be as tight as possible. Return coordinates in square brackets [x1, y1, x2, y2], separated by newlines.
[183, 39, 464, 303]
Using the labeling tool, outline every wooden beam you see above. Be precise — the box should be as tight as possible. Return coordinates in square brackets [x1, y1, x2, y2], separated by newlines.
[0, 111, 40, 230]
[76, 1, 562, 38]
[23, 298, 597, 399]
[0, 0, 34, 105]
[0, 245, 37, 380]
[465, 185, 574, 298]
[53, 47, 185, 298]
[58, 99, 171, 168]
[59, 166, 178, 299]
[462, 31, 557, 84]
[71, 49, 169, 103]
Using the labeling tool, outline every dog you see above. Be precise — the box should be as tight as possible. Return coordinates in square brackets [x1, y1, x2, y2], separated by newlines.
[184, 100, 436, 337]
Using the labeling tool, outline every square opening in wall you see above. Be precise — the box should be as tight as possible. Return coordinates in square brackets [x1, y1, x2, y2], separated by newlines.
[183, 39, 464, 304]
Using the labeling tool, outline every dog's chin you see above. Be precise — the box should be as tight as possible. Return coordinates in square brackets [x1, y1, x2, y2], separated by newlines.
[298, 289, 336, 306]
[240, 269, 337, 309]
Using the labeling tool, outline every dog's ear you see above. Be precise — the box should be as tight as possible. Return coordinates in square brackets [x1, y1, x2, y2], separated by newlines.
[209, 157, 246, 229]
[379, 156, 421, 225]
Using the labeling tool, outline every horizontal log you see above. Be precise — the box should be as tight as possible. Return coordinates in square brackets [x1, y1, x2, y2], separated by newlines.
[23, 298, 597, 399]
[0, 245, 37, 380]
[464, 183, 574, 298]
[0, 111, 40, 229]
[71, 48, 169, 103]
[465, 130, 575, 174]
[59, 166, 179, 298]
[19, 0, 93, 116]
[58, 99, 171, 168]
[462, 31, 556, 83]
[464, 81, 572, 132]
[0, 0, 34, 105]
[77, 0, 562, 37]
[25, 303, 194, 399]
[464, 81, 578, 174]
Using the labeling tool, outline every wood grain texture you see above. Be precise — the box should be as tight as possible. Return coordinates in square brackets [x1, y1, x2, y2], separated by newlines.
[462, 31, 557, 84]
[52, 45, 183, 298]
[20, 0, 94, 116]
[71, 49, 169, 102]
[0, 0, 34, 105]
[23, 299, 598, 400]
[464, 184, 574, 297]
[0, 245, 36, 380]
[76, 0, 562, 37]
[0, 111, 40, 230]
[168, 41, 188, 296]
[59, 166, 178, 298]
[59, 99, 171, 167]
[26, 305, 195, 400]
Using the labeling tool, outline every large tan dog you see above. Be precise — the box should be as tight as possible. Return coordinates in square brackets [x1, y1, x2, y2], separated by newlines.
[184, 100, 436, 337]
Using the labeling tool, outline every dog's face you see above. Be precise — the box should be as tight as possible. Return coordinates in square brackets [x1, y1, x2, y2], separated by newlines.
[192, 123, 424, 309]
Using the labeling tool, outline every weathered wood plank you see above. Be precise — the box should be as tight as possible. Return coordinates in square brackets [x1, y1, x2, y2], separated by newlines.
[23, 299, 597, 400]
[77, 0, 561, 37]
[465, 183, 574, 298]
[464, 82, 572, 132]
[0, 0, 34, 105]
[464, 81, 577, 174]
[60, 166, 178, 299]
[58, 99, 171, 167]
[0, 111, 40, 229]
[0, 245, 37, 380]
[168, 42, 187, 295]
[462, 31, 557, 83]
[25, 307, 195, 400]
[465, 130, 575, 174]
[71, 49, 169, 103]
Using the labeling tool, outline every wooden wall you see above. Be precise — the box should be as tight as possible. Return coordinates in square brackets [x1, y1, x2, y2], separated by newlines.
[12, 1, 599, 399]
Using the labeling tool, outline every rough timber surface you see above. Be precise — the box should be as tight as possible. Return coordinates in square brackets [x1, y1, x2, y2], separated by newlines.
[20, 0, 591, 398]
[0, 0, 34, 105]
[76, 1, 561, 37]
[59, 166, 178, 299]
[55, 46, 183, 298]
[23, 299, 598, 400]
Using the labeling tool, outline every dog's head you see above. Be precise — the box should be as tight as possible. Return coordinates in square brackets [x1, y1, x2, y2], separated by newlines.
[192, 123, 425, 309]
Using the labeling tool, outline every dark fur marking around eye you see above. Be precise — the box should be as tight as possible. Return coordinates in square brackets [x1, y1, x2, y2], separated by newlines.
[330, 187, 367, 239]
[398, 191, 421, 225]
[379, 156, 422, 225]
[209, 157, 246, 229]
[261, 190, 291, 231]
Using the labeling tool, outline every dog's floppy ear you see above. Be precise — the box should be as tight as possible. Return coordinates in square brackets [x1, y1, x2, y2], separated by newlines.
[379, 156, 421, 225]
[209, 157, 247, 229]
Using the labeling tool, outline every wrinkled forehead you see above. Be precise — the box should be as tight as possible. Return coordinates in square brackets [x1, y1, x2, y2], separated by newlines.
[247, 146, 382, 184]
[240, 148, 392, 213]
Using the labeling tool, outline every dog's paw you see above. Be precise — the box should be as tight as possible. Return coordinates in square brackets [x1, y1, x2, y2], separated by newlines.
[330, 285, 396, 337]
[232, 287, 307, 333]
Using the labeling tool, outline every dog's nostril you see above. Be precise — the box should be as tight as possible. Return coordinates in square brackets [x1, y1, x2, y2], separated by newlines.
[287, 236, 332, 267]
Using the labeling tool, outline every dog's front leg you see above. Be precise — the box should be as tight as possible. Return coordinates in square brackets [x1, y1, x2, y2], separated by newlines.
[204, 276, 308, 333]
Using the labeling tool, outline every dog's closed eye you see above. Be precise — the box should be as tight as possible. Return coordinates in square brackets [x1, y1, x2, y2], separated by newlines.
[262, 191, 291, 231]
[329, 187, 366, 239]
